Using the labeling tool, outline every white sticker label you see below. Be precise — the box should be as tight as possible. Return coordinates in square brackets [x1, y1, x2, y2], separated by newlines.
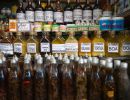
[108, 43, 119, 53]
[17, 13, 25, 20]
[0, 43, 13, 55]
[41, 43, 50, 52]
[94, 43, 104, 52]
[64, 11, 73, 22]
[83, 10, 92, 20]
[73, 9, 82, 20]
[25, 11, 34, 22]
[14, 43, 22, 53]
[65, 43, 78, 52]
[93, 9, 102, 20]
[52, 44, 65, 53]
[35, 11, 44, 22]
[27, 43, 36, 53]
[17, 22, 30, 32]
[54, 12, 63, 23]
[81, 43, 91, 52]
[44, 11, 53, 22]
[122, 43, 130, 52]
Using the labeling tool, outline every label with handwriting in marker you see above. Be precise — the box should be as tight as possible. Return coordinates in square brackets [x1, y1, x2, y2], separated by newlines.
[81, 43, 91, 52]
[25, 11, 34, 22]
[122, 43, 130, 52]
[44, 11, 53, 22]
[52, 44, 65, 53]
[27, 43, 36, 53]
[41, 43, 50, 52]
[35, 11, 44, 22]
[14, 43, 22, 53]
[94, 43, 104, 52]
[64, 11, 73, 22]
[17, 13, 25, 20]
[73, 9, 82, 21]
[65, 43, 78, 52]
[18, 22, 30, 32]
[108, 43, 119, 53]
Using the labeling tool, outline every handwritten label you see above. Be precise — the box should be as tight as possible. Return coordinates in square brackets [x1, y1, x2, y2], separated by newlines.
[65, 43, 78, 52]
[108, 43, 119, 53]
[27, 43, 36, 53]
[17, 22, 30, 32]
[94, 43, 104, 52]
[52, 44, 65, 53]
[41, 43, 50, 52]
[122, 43, 130, 52]
[81, 43, 91, 52]
[14, 43, 22, 53]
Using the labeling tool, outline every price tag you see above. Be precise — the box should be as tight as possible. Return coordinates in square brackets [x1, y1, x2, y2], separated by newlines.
[14, 43, 22, 53]
[9, 19, 17, 32]
[27, 43, 36, 53]
[94, 43, 104, 52]
[52, 44, 65, 53]
[17, 22, 31, 32]
[122, 43, 130, 52]
[81, 43, 91, 52]
[108, 43, 119, 53]
[65, 43, 78, 52]
[41, 43, 50, 52]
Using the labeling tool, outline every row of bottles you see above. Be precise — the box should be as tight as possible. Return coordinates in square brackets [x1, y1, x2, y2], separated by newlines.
[16, 0, 112, 23]
[0, 53, 129, 100]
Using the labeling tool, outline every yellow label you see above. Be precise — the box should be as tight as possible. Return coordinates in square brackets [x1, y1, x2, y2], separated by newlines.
[107, 91, 114, 98]
[34, 22, 42, 32]
[44, 24, 51, 32]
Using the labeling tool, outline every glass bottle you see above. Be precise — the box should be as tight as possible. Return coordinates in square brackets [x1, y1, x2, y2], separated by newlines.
[65, 31, 78, 56]
[52, 32, 65, 55]
[105, 31, 120, 57]
[64, 0, 73, 24]
[8, 58, 21, 100]
[83, 0, 92, 21]
[103, 0, 112, 17]
[92, 30, 105, 57]
[35, 0, 44, 22]
[25, 0, 34, 22]
[78, 31, 91, 56]
[73, 0, 82, 21]
[103, 62, 115, 100]
[14, 32, 26, 57]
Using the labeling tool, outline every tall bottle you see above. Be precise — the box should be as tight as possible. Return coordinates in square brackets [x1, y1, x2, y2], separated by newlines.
[44, 0, 54, 24]
[83, 0, 92, 21]
[8, 58, 21, 100]
[54, 0, 63, 24]
[92, 30, 105, 57]
[64, 0, 73, 24]
[73, 0, 82, 21]
[93, 0, 102, 21]
[65, 31, 78, 56]
[35, 0, 44, 22]
[103, 0, 112, 17]
[25, 0, 34, 22]
[78, 31, 91, 56]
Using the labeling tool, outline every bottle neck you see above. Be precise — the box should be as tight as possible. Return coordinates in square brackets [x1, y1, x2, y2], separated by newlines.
[67, 0, 70, 4]
[28, 0, 32, 6]
[96, 0, 99, 5]
[19, 2, 23, 8]
[76, 0, 80, 3]
[48, 0, 51, 6]
[38, 0, 41, 6]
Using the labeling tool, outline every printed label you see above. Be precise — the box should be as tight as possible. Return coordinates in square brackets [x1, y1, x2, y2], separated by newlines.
[41, 43, 50, 52]
[93, 9, 102, 20]
[27, 43, 36, 53]
[18, 22, 30, 32]
[64, 11, 73, 22]
[14, 43, 22, 53]
[65, 43, 78, 52]
[108, 43, 119, 53]
[54, 12, 63, 23]
[44, 11, 53, 22]
[122, 43, 130, 52]
[9, 19, 17, 32]
[34, 22, 42, 32]
[107, 91, 114, 98]
[83, 10, 92, 20]
[17, 13, 25, 20]
[81, 43, 91, 52]
[52, 44, 65, 53]
[94, 43, 104, 52]
[25, 11, 34, 22]
[73, 9, 82, 20]
[35, 11, 44, 22]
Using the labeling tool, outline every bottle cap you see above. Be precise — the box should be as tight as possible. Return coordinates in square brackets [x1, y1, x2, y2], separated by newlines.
[88, 57, 92, 62]
[24, 58, 30, 64]
[37, 57, 43, 64]
[0, 59, 3, 64]
[79, 57, 83, 64]
[83, 59, 88, 63]
[14, 55, 19, 62]
[121, 62, 128, 69]
[2, 56, 6, 62]
[65, 59, 70, 64]
[106, 62, 113, 68]
[45, 53, 48, 58]
[100, 60, 106, 66]
[47, 55, 51, 60]
[11, 58, 16, 64]
[70, 54, 74, 60]
[54, 53, 58, 58]
[92, 57, 99, 64]
[114, 60, 121, 67]
[34, 53, 39, 60]
[75, 56, 79, 61]
[106, 57, 113, 63]
[51, 58, 56, 64]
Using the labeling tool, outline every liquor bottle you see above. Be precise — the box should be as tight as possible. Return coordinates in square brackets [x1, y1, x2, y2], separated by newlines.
[25, 0, 34, 22]
[27, 31, 39, 56]
[54, 0, 63, 24]
[14, 32, 26, 57]
[65, 31, 78, 56]
[83, 0, 92, 21]
[78, 31, 91, 56]
[93, 0, 102, 21]
[92, 30, 105, 57]
[16, 2, 25, 21]
[73, 0, 82, 21]
[35, 0, 44, 22]
[0, 32, 13, 57]
[0, 59, 7, 100]
[64, 0, 73, 24]
[52, 32, 65, 54]
[105, 31, 120, 57]
[103, 62, 115, 100]
[40, 32, 51, 55]
[8, 58, 21, 100]
[103, 0, 112, 17]
[44, 0, 54, 24]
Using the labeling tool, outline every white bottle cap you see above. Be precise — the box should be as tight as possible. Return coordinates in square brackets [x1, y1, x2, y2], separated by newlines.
[54, 53, 58, 58]
[75, 56, 79, 62]
[14, 55, 19, 62]
[65, 59, 70, 64]
[114, 60, 121, 67]
[47, 55, 51, 60]
[92, 57, 99, 64]
[28, 53, 31, 59]
[51, 58, 56, 64]
[106, 62, 113, 68]
[100, 60, 106, 66]
[88, 57, 92, 63]
[121, 62, 128, 69]
[35, 53, 39, 60]
[58, 54, 62, 60]
[79, 57, 83, 64]
[37, 57, 43, 64]
[11, 58, 16, 64]
[0, 59, 3, 64]
[2, 56, 6, 62]
[70, 54, 74, 60]
[83, 59, 88, 63]
[45, 53, 48, 58]
[106, 57, 113, 63]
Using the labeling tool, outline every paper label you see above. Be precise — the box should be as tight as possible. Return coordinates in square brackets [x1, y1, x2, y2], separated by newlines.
[25, 11, 34, 22]
[54, 12, 63, 23]
[17, 22, 30, 32]
[34, 22, 42, 32]
[93, 9, 102, 20]
[65, 43, 78, 52]
[64, 11, 73, 22]
[17, 13, 25, 20]
[9, 19, 17, 32]
[27, 43, 36, 53]
[44, 11, 53, 22]
[108, 43, 119, 53]
[14, 43, 22, 53]
[94, 43, 104, 52]
[83, 10, 92, 20]
[35, 11, 44, 22]
[122, 43, 130, 52]
[52, 44, 65, 53]
[81, 43, 91, 52]
[0, 43, 13, 55]
[73, 9, 82, 20]
[44, 24, 51, 32]
[41, 43, 50, 52]
[107, 91, 114, 98]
